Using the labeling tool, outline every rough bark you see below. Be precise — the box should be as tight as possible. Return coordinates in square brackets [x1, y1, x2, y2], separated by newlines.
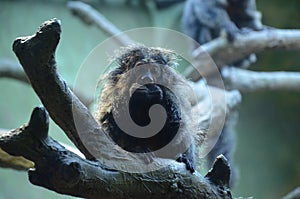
[0, 106, 231, 199]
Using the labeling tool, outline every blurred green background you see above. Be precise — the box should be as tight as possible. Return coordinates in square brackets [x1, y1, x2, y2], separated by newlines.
[0, 0, 299, 198]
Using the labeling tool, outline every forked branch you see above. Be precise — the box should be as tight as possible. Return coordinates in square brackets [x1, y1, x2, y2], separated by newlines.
[0, 107, 231, 199]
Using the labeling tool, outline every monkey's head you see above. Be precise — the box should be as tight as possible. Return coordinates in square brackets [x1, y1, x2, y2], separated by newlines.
[96, 45, 197, 157]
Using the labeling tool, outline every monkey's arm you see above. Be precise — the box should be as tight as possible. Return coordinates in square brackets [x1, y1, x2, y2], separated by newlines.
[191, 0, 239, 42]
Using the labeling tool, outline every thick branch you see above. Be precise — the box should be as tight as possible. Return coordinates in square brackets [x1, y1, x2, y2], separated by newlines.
[0, 129, 33, 171]
[184, 29, 300, 81]
[12, 19, 120, 161]
[222, 67, 300, 92]
[67, 1, 134, 46]
[0, 107, 230, 199]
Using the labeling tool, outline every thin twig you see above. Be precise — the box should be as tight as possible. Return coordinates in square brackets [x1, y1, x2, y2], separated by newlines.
[0, 59, 93, 106]
[67, 1, 134, 46]
[0, 59, 29, 83]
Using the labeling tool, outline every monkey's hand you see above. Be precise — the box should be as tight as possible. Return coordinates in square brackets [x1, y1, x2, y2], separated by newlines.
[176, 148, 195, 173]
[221, 22, 240, 42]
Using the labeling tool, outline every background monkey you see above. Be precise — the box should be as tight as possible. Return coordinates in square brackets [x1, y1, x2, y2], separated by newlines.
[181, 0, 263, 67]
[96, 46, 202, 172]
[181, 0, 264, 185]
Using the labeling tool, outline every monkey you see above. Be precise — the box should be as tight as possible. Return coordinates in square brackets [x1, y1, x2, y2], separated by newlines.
[125, 0, 185, 9]
[181, 0, 263, 67]
[181, 0, 263, 186]
[96, 46, 201, 173]
[182, 0, 262, 44]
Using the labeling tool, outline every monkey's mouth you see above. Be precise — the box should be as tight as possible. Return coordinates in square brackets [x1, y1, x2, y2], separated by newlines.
[130, 83, 163, 102]
[128, 84, 164, 126]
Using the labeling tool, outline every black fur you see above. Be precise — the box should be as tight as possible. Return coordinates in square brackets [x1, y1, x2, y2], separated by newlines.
[101, 84, 181, 153]
[182, 0, 263, 67]
[97, 47, 196, 173]
[182, 0, 262, 44]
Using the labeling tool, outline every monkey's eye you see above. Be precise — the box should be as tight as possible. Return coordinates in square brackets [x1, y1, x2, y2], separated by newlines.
[135, 61, 144, 67]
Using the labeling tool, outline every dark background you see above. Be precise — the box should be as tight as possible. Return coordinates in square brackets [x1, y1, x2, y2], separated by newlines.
[0, 1, 299, 198]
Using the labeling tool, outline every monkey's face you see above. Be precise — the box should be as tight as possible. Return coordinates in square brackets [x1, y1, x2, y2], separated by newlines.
[102, 59, 185, 150]
[117, 62, 171, 127]
[97, 47, 196, 158]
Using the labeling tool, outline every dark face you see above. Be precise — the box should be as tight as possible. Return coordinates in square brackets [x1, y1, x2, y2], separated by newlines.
[129, 83, 163, 126]
[100, 48, 183, 154]
[128, 63, 164, 126]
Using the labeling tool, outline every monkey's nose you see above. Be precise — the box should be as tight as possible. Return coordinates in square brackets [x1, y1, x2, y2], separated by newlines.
[138, 71, 154, 84]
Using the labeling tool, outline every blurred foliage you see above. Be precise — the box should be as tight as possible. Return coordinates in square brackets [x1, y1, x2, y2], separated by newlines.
[0, 0, 300, 199]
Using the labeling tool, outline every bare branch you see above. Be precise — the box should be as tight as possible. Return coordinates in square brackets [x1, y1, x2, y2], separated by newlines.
[0, 59, 93, 106]
[184, 29, 300, 81]
[283, 187, 300, 199]
[222, 67, 300, 92]
[67, 1, 134, 46]
[0, 107, 230, 199]
[12, 18, 99, 160]
[0, 59, 29, 83]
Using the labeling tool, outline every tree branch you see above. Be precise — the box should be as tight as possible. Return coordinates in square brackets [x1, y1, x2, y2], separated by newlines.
[283, 187, 300, 199]
[12, 18, 98, 160]
[0, 107, 231, 199]
[184, 29, 300, 81]
[0, 58, 93, 106]
[67, 1, 134, 46]
[222, 67, 300, 92]
[0, 59, 29, 84]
